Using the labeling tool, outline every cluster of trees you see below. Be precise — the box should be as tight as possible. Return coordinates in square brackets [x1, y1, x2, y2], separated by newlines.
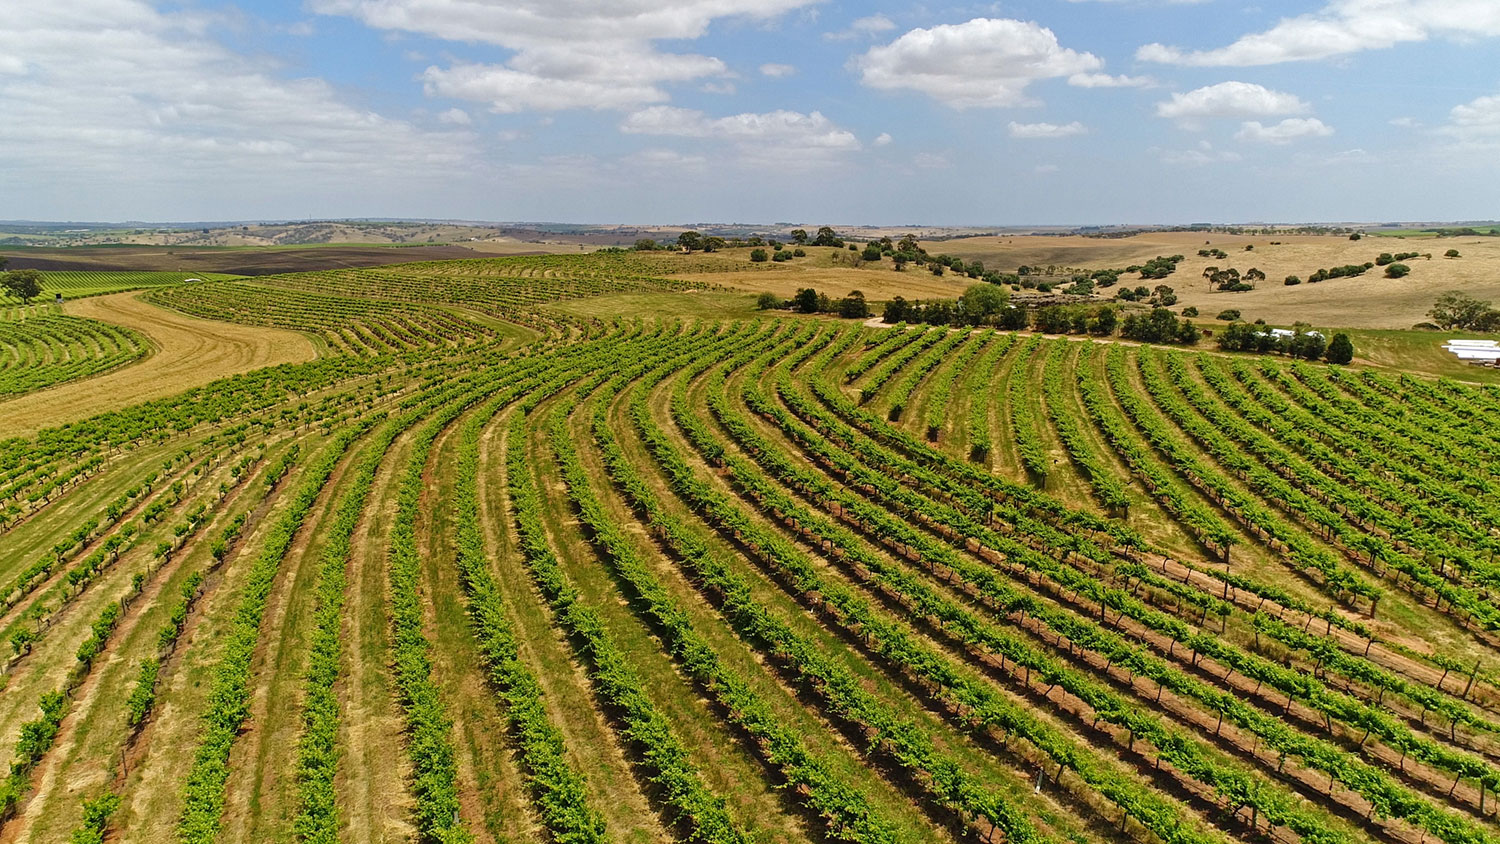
[758, 288, 870, 318]
[1133, 254, 1184, 280]
[1115, 284, 1176, 305]
[789, 226, 846, 247]
[1282, 262, 1373, 286]
[0, 259, 43, 304]
[749, 247, 806, 263]
[1197, 248, 1229, 260]
[1203, 266, 1265, 292]
[881, 284, 1013, 327]
[1376, 250, 1421, 265]
[1031, 303, 1118, 336]
[882, 288, 1198, 346]
[1118, 307, 1200, 344]
[1428, 291, 1500, 331]
[1216, 322, 1353, 363]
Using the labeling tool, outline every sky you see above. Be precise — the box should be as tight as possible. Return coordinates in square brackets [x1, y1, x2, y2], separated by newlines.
[2, 0, 1499, 226]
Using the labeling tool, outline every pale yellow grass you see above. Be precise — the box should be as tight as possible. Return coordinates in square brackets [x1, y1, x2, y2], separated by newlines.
[673, 247, 974, 300]
[0, 292, 316, 439]
[932, 231, 1500, 329]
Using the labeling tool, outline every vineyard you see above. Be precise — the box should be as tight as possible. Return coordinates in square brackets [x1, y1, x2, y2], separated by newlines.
[0, 305, 149, 398]
[0, 260, 1497, 844]
[1, 272, 244, 303]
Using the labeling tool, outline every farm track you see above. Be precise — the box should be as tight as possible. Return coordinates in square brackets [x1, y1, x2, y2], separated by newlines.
[1, 253, 1497, 844]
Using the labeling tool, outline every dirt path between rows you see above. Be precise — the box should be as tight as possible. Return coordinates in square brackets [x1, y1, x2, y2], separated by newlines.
[0, 292, 315, 439]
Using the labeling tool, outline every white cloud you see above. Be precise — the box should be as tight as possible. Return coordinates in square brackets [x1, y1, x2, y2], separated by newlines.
[759, 63, 796, 77]
[1157, 142, 1243, 166]
[0, 0, 473, 216]
[620, 106, 860, 165]
[421, 49, 726, 112]
[701, 81, 736, 95]
[496, 129, 526, 142]
[913, 152, 949, 169]
[1388, 116, 1419, 128]
[873, 132, 892, 146]
[856, 18, 1103, 108]
[825, 13, 897, 40]
[1235, 117, 1333, 143]
[1008, 120, 1088, 139]
[1155, 81, 1310, 122]
[1067, 72, 1155, 88]
[623, 147, 708, 171]
[1137, 0, 1500, 66]
[317, 0, 816, 112]
[437, 107, 471, 125]
[1439, 91, 1500, 146]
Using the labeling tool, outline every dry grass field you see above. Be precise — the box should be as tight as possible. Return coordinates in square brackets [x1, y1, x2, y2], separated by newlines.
[0, 293, 315, 438]
[932, 231, 1500, 330]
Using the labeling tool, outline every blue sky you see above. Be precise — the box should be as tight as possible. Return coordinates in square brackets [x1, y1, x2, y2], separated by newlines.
[3, 0, 1498, 225]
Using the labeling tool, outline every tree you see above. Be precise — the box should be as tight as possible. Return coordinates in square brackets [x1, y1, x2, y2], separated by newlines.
[1182, 306, 1199, 317]
[634, 238, 659, 251]
[1385, 263, 1411, 278]
[812, 226, 842, 247]
[1216, 309, 1241, 321]
[838, 290, 870, 319]
[1244, 268, 1265, 288]
[755, 292, 782, 310]
[1325, 333, 1354, 365]
[677, 231, 703, 252]
[958, 283, 1007, 324]
[790, 229, 809, 246]
[1428, 291, 1492, 329]
[861, 243, 883, 262]
[1283, 275, 1301, 286]
[1445, 248, 1461, 258]
[883, 296, 909, 323]
[1349, 232, 1362, 240]
[702, 236, 725, 253]
[1151, 285, 1178, 306]
[928, 263, 944, 276]
[1090, 306, 1118, 336]
[3, 270, 42, 304]
[749, 248, 769, 263]
[792, 287, 820, 314]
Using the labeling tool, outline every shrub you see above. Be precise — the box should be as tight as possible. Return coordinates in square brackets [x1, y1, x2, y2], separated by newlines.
[749, 249, 768, 263]
[792, 248, 806, 257]
[1445, 248, 1461, 258]
[1283, 275, 1301, 286]
[755, 292, 781, 311]
[1385, 263, 1411, 278]
[1216, 309, 1241, 321]
[1181, 306, 1198, 317]
[1325, 332, 1355, 365]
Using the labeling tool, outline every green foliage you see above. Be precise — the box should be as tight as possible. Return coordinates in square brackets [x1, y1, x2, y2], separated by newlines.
[69, 792, 121, 844]
[2, 270, 43, 304]
[1325, 332, 1354, 364]
[748, 248, 768, 263]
